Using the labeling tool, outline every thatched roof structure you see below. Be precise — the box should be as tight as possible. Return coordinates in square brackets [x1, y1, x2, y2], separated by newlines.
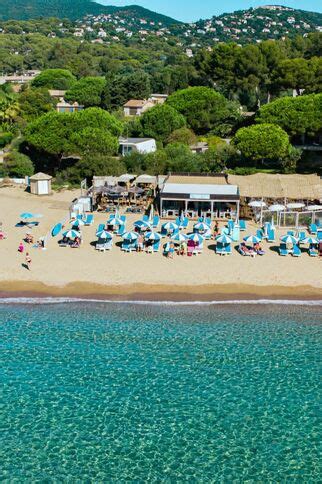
[229, 174, 322, 200]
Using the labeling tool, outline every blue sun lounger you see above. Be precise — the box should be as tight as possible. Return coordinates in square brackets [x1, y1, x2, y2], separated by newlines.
[317, 231, 322, 241]
[267, 229, 276, 243]
[279, 243, 288, 256]
[97, 223, 105, 232]
[298, 231, 306, 242]
[142, 214, 149, 222]
[309, 247, 318, 257]
[84, 214, 94, 225]
[117, 224, 126, 236]
[224, 243, 232, 255]
[239, 220, 247, 231]
[309, 224, 317, 234]
[292, 245, 301, 257]
[256, 229, 264, 240]
[152, 215, 160, 228]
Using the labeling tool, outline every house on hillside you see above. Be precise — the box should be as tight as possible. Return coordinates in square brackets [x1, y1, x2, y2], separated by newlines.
[119, 138, 157, 156]
[56, 100, 84, 113]
[123, 99, 154, 116]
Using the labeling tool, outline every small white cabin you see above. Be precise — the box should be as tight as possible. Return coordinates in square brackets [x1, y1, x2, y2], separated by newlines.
[119, 138, 157, 156]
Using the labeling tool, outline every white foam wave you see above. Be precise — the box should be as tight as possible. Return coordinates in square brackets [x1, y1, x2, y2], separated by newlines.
[0, 297, 321, 306]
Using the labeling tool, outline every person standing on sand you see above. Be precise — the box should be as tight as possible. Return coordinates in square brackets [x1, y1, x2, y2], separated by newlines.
[25, 252, 32, 270]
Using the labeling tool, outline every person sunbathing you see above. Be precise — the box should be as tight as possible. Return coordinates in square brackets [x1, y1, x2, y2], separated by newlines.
[0, 230, 7, 240]
[18, 241, 24, 253]
[25, 233, 34, 244]
[240, 242, 256, 257]
[254, 243, 265, 255]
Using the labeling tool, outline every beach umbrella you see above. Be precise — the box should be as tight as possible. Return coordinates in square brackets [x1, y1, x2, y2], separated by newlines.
[70, 218, 84, 227]
[194, 221, 209, 231]
[171, 232, 188, 243]
[269, 204, 285, 212]
[122, 231, 138, 241]
[134, 220, 151, 230]
[145, 231, 161, 242]
[286, 203, 305, 210]
[215, 233, 233, 244]
[302, 236, 318, 245]
[243, 234, 261, 244]
[96, 230, 113, 240]
[108, 216, 123, 226]
[248, 200, 266, 208]
[162, 221, 179, 232]
[188, 233, 205, 244]
[62, 229, 80, 239]
[280, 234, 298, 245]
[20, 212, 34, 220]
[307, 205, 322, 211]
[51, 222, 62, 237]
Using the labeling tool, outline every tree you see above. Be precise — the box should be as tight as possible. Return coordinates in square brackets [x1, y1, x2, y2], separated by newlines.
[57, 155, 126, 185]
[167, 86, 240, 135]
[70, 127, 118, 156]
[256, 94, 322, 141]
[233, 124, 291, 163]
[5, 151, 34, 177]
[139, 104, 186, 143]
[103, 71, 151, 110]
[25, 108, 123, 165]
[19, 87, 54, 120]
[273, 58, 314, 94]
[64, 77, 106, 107]
[32, 69, 76, 89]
[167, 127, 196, 146]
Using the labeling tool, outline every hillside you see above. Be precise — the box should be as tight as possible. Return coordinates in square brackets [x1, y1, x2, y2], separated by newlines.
[189, 5, 322, 44]
[0, 0, 180, 26]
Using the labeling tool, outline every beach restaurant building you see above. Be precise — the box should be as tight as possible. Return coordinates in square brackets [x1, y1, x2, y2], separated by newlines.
[159, 174, 240, 220]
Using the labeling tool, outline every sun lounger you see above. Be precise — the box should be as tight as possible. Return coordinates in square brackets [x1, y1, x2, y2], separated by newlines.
[151, 240, 161, 252]
[84, 214, 94, 225]
[175, 217, 182, 228]
[256, 229, 263, 240]
[104, 240, 113, 250]
[142, 215, 149, 222]
[204, 230, 212, 240]
[292, 245, 301, 257]
[163, 242, 170, 256]
[152, 215, 160, 228]
[97, 223, 105, 232]
[267, 229, 275, 242]
[216, 242, 224, 255]
[317, 231, 322, 241]
[239, 220, 247, 231]
[287, 231, 295, 236]
[279, 243, 288, 256]
[117, 224, 126, 236]
[298, 231, 306, 242]
[309, 224, 317, 234]
[96, 243, 106, 252]
[224, 244, 232, 255]
[205, 218, 211, 227]
[309, 248, 318, 257]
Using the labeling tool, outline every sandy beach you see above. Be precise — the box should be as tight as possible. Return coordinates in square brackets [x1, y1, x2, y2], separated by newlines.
[0, 186, 321, 300]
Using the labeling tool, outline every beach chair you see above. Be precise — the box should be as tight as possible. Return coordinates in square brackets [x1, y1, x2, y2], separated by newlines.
[84, 214, 94, 226]
[292, 245, 301, 257]
[227, 220, 234, 233]
[97, 223, 105, 232]
[117, 224, 126, 236]
[122, 240, 132, 252]
[287, 231, 295, 236]
[267, 229, 275, 243]
[204, 229, 212, 240]
[181, 217, 189, 229]
[216, 242, 224, 255]
[298, 231, 306, 242]
[152, 240, 161, 252]
[317, 231, 322, 241]
[163, 242, 170, 256]
[309, 247, 318, 257]
[205, 218, 211, 227]
[309, 224, 317, 234]
[96, 242, 106, 252]
[239, 220, 247, 231]
[256, 229, 263, 240]
[152, 215, 160, 228]
[104, 240, 113, 251]
[142, 214, 149, 222]
[279, 243, 288, 256]
[224, 243, 232, 255]
[175, 217, 182, 228]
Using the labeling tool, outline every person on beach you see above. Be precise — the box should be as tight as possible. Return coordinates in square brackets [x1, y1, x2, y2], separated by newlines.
[213, 222, 219, 238]
[18, 241, 24, 253]
[25, 252, 32, 270]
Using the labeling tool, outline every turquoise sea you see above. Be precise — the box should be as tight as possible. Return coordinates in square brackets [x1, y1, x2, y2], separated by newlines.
[0, 300, 321, 481]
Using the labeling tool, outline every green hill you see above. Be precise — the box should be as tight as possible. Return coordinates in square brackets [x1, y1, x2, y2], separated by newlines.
[0, 0, 180, 25]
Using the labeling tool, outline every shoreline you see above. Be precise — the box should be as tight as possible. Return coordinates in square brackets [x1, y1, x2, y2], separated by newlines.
[0, 281, 321, 302]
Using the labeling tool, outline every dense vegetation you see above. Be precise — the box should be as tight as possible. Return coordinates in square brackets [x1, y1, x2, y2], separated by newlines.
[0, 21, 321, 183]
[0, 0, 178, 25]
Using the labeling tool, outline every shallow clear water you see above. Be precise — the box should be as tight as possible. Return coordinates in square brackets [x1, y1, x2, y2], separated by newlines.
[0, 302, 321, 481]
